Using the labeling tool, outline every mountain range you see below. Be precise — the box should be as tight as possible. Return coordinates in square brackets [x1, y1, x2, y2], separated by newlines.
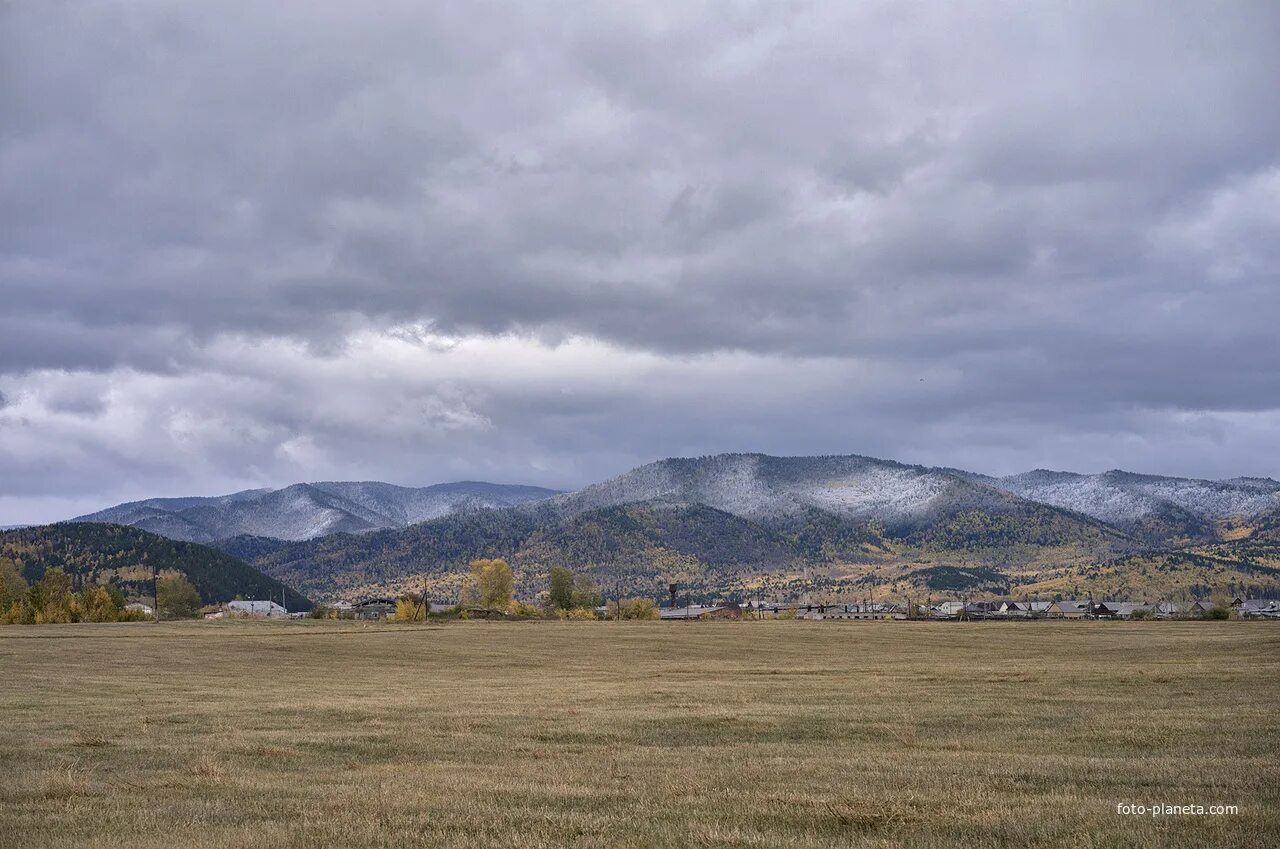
[72, 481, 561, 543]
[64, 454, 1280, 604]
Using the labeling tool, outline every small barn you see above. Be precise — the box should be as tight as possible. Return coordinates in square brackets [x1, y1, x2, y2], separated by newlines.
[349, 598, 397, 620]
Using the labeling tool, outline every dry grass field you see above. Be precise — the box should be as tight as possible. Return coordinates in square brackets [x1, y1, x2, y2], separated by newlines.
[1, 620, 1277, 848]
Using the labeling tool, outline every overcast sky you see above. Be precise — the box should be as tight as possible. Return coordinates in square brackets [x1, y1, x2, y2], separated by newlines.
[2, 1, 1279, 523]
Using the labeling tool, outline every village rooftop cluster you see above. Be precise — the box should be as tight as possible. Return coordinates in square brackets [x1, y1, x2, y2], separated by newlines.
[204, 596, 1280, 622]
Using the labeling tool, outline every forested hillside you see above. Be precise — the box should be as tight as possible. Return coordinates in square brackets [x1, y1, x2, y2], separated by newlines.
[0, 523, 310, 609]
[245, 495, 1132, 602]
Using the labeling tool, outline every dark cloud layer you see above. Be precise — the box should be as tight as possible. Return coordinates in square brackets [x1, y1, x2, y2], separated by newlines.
[2, 1, 1279, 522]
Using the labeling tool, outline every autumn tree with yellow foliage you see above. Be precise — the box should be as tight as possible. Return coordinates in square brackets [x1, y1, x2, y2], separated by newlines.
[461, 558, 514, 609]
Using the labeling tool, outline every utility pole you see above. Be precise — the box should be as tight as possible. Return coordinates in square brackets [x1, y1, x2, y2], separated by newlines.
[413, 577, 428, 622]
[153, 563, 160, 623]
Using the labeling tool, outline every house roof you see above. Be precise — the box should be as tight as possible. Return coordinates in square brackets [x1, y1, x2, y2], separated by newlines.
[1049, 600, 1090, 611]
[1000, 601, 1053, 612]
[351, 597, 397, 608]
[1096, 601, 1149, 614]
[1239, 599, 1280, 612]
[228, 600, 286, 613]
[659, 605, 726, 619]
[964, 601, 1002, 612]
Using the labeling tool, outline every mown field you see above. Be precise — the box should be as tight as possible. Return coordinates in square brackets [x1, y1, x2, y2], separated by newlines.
[1, 620, 1276, 848]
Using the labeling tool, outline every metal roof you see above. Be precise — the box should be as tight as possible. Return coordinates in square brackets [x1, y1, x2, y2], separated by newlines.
[228, 600, 287, 613]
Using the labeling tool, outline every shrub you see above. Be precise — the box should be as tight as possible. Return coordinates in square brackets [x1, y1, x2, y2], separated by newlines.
[394, 597, 427, 621]
[547, 566, 602, 611]
[559, 607, 598, 621]
[81, 586, 121, 622]
[618, 598, 659, 620]
[508, 599, 544, 618]
[1206, 605, 1230, 620]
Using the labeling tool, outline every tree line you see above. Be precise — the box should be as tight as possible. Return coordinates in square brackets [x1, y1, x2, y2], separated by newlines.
[0, 559, 204, 624]
[393, 559, 660, 621]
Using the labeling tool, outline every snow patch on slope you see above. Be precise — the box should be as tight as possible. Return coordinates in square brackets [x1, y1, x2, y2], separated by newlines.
[995, 470, 1280, 524]
[73, 481, 562, 542]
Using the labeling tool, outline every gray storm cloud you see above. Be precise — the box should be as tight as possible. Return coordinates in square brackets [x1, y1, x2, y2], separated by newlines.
[2, 1, 1279, 523]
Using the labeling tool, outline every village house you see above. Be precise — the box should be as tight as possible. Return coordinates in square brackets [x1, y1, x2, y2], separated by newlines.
[1046, 600, 1090, 619]
[1153, 601, 1192, 619]
[1092, 601, 1151, 619]
[928, 601, 965, 619]
[961, 600, 1003, 619]
[998, 601, 1053, 618]
[1237, 599, 1280, 619]
[1191, 600, 1221, 616]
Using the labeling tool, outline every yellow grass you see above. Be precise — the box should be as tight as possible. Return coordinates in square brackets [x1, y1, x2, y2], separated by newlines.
[1, 620, 1277, 848]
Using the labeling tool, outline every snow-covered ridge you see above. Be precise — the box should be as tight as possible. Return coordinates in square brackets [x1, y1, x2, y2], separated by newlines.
[989, 469, 1280, 524]
[71, 481, 562, 543]
[68, 453, 1280, 546]
[541, 453, 1280, 534]
[546, 453, 1019, 525]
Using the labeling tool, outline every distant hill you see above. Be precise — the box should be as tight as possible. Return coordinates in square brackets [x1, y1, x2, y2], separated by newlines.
[546, 453, 1030, 528]
[0, 523, 310, 609]
[72, 481, 562, 543]
[973, 469, 1280, 544]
